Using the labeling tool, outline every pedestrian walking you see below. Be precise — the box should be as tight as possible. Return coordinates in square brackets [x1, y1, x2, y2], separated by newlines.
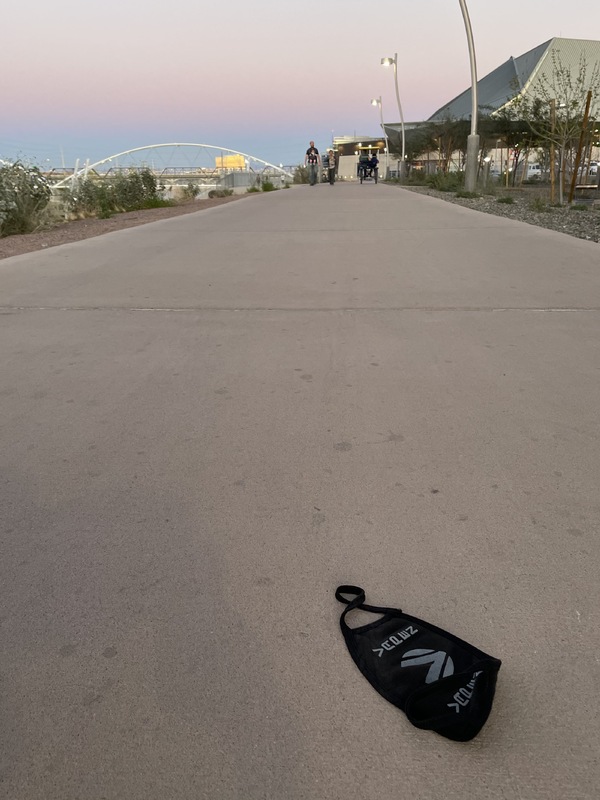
[304, 141, 321, 186]
[327, 149, 336, 185]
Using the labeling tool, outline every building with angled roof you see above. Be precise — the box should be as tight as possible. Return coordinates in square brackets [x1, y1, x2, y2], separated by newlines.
[380, 38, 600, 179]
[428, 37, 600, 121]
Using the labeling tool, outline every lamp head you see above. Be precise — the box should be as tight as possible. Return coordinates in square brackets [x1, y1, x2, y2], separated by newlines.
[371, 98, 380, 107]
[381, 56, 395, 67]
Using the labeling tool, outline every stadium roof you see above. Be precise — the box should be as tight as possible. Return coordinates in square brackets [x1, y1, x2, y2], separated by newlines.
[428, 37, 600, 121]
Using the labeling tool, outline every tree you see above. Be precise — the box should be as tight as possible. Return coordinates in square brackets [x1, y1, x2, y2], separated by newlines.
[423, 118, 469, 174]
[479, 107, 541, 185]
[509, 51, 600, 203]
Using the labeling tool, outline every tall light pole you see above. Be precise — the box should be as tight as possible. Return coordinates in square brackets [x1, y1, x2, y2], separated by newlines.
[371, 97, 390, 179]
[458, 0, 479, 192]
[381, 53, 405, 182]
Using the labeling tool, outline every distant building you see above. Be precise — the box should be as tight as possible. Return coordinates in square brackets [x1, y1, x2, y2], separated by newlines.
[381, 38, 600, 175]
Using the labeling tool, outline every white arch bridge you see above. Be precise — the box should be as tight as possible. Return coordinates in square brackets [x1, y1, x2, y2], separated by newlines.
[51, 143, 294, 190]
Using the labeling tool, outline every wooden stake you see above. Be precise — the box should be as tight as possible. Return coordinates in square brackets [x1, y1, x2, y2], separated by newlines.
[550, 100, 556, 204]
[568, 90, 593, 204]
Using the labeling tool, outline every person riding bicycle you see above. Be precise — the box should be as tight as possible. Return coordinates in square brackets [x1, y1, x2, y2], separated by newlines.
[357, 152, 370, 178]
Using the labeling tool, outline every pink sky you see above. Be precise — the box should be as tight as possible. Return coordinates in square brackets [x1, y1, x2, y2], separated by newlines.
[2, 0, 599, 166]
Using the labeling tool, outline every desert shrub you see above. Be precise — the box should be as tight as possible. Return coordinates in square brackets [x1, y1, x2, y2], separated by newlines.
[530, 197, 551, 212]
[455, 190, 479, 198]
[139, 196, 175, 209]
[69, 168, 173, 217]
[111, 169, 157, 210]
[207, 188, 233, 198]
[497, 195, 515, 204]
[569, 204, 588, 212]
[293, 165, 309, 184]
[182, 183, 200, 199]
[405, 171, 428, 185]
[70, 179, 113, 217]
[261, 181, 277, 192]
[246, 186, 260, 193]
[0, 161, 52, 236]
[426, 171, 464, 192]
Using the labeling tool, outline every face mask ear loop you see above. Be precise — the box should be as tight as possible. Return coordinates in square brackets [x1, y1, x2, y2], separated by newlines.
[335, 585, 366, 607]
[335, 586, 367, 631]
[335, 585, 400, 632]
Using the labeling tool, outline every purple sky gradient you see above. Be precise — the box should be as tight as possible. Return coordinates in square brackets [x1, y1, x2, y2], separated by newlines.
[2, 0, 599, 167]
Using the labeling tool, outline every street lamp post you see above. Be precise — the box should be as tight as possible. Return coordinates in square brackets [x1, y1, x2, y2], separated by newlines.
[371, 97, 390, 179]
[458, 0, 479, 192]
[380, 53, 405, 182]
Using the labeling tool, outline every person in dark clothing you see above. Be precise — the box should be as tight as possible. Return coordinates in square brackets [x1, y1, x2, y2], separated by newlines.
[327, 149, 336, 185]
[304, 141, 321, 185]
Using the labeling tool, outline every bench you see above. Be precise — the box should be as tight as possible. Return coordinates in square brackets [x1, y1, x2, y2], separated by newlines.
[573, 184, 599, 202]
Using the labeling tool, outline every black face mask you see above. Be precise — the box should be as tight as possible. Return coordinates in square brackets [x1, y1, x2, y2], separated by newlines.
[336, 586, 501, 742]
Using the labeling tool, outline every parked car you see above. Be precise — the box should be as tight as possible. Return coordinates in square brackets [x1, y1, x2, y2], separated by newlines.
[525, 163, 542, 180]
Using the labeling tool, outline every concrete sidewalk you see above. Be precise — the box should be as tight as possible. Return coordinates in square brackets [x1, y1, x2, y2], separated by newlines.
[1, 182, 599, 799]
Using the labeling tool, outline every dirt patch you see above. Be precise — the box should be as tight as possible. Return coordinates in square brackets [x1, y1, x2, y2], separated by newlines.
[0, 195, 248, 261]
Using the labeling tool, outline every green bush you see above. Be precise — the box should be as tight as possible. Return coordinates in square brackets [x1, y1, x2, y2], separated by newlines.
[497, 196, 515, 204]
[69, 168, 170, 218]
[261, 181, 277, 192]
[140, 197, 175, 209]
[246, 186, 261, 193]
[0, 161, 52, 236]
[111, 170, 157, 210]
[569, 204, 588, 212]
[426, 171, 464, 192]
[182, 183, 200, 199]
[455, 190, 479, 199]
[405, 171, 428, 185]
[530, 197, 551, 212]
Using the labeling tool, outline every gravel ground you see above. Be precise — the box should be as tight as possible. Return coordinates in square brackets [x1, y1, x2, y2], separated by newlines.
[399, 184, 600, 244]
